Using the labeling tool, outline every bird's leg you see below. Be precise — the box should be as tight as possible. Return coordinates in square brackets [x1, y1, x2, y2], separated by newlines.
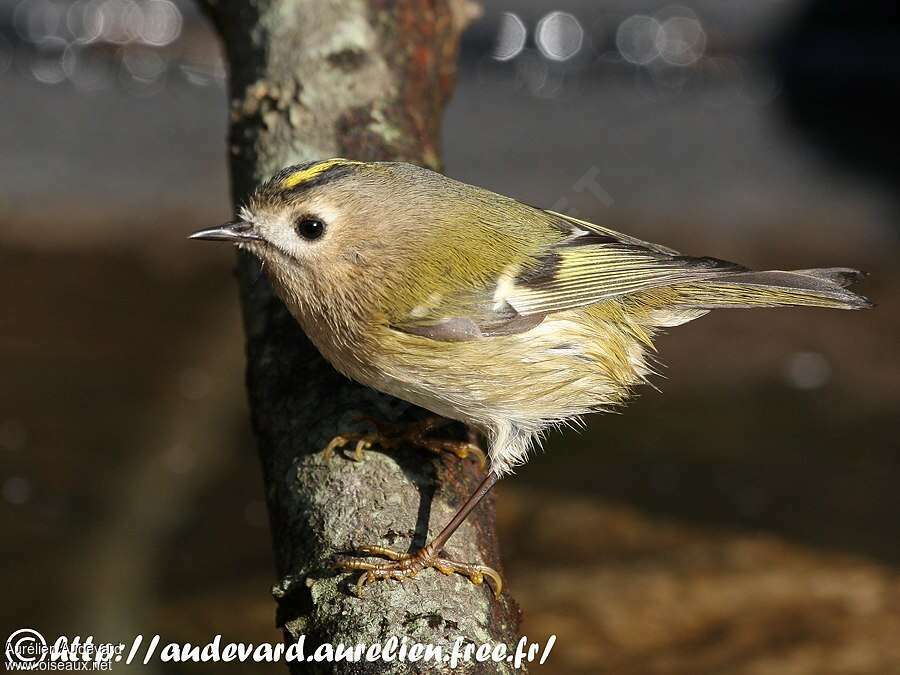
[323, 416, 486, 468]
[337, 472, 502, 598]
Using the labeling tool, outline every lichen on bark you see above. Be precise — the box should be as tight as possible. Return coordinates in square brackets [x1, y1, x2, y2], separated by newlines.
[197, 1, 522, 672]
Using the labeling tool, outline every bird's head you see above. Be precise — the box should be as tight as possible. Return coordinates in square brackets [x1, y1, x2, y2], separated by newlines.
[190, 158, 430, 314]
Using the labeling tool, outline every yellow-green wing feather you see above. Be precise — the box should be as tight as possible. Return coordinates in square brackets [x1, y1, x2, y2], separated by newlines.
[509, 212, 869, 315]
[391, 207, 869, 342]
[507, 241, 741, 316]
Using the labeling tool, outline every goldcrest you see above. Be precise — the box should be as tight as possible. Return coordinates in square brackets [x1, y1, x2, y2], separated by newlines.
[191, 158, 870, 597]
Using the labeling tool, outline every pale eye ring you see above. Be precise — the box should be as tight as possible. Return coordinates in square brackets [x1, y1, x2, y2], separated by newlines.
[295, 217, 325, 241]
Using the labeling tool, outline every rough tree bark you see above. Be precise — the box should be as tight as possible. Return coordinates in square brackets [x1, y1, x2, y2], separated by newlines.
[198, 1, 522, 672]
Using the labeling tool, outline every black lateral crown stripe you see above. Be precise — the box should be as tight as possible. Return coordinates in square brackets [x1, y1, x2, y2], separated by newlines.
[262, 162, 358, 198]
[285, 166, 356, 194]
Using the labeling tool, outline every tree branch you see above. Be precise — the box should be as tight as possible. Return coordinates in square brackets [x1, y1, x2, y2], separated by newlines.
[198, 1, 522, 671]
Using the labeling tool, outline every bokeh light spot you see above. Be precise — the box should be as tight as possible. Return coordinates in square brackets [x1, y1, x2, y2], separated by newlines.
[535, 11, 583, 62]
[616, 15, 662, 66]
[492, 11, 526, 62]
[657, 16, 706, 66]
[785, 351, 832, 390]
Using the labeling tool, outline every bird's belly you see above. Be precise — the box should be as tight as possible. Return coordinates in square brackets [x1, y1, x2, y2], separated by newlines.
[294, 303, 653, 433]
[365, 314, 652, 429]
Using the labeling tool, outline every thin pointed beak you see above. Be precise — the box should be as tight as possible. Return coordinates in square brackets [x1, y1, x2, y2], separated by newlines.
[188, 220, 261, 243]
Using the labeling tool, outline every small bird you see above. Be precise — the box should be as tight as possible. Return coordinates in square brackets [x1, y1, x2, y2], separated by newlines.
[191, 158, 870, 598]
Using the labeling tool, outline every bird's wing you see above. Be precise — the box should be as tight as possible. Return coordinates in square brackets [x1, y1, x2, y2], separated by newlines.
[391, 211, 744, 341]
[505, 213, 745, 316]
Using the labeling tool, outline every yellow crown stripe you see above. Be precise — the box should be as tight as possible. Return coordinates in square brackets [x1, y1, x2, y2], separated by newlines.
[280, 158, 362, 190]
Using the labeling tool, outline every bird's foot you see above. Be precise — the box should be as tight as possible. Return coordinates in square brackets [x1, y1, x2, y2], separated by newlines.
[337, 544, 502, 599]
[322, 417, 486, 469]
[322, 430, 394, 463]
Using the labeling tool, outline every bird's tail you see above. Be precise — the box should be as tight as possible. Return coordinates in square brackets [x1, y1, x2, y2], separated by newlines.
[666, 267, 872, 311]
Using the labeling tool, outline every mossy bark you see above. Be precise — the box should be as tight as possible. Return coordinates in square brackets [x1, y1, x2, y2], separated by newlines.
[198, 1, 522, 672]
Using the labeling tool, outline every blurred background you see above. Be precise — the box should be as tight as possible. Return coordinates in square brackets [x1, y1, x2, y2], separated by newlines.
[2, 1, 898, 673]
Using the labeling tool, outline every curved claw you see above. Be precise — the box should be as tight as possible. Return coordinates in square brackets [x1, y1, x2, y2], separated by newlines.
[433, 558, 502, 598]
[428, 440, 487, 470]
[354, 570, 378, 597]
[322, 433, 384, 463]
[352, 438, 371, 461]
[322, 435, 351, 463]
[470, 564, 503, 599]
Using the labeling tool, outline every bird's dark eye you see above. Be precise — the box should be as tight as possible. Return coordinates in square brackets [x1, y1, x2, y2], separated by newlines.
[295, 217, 325, 241]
